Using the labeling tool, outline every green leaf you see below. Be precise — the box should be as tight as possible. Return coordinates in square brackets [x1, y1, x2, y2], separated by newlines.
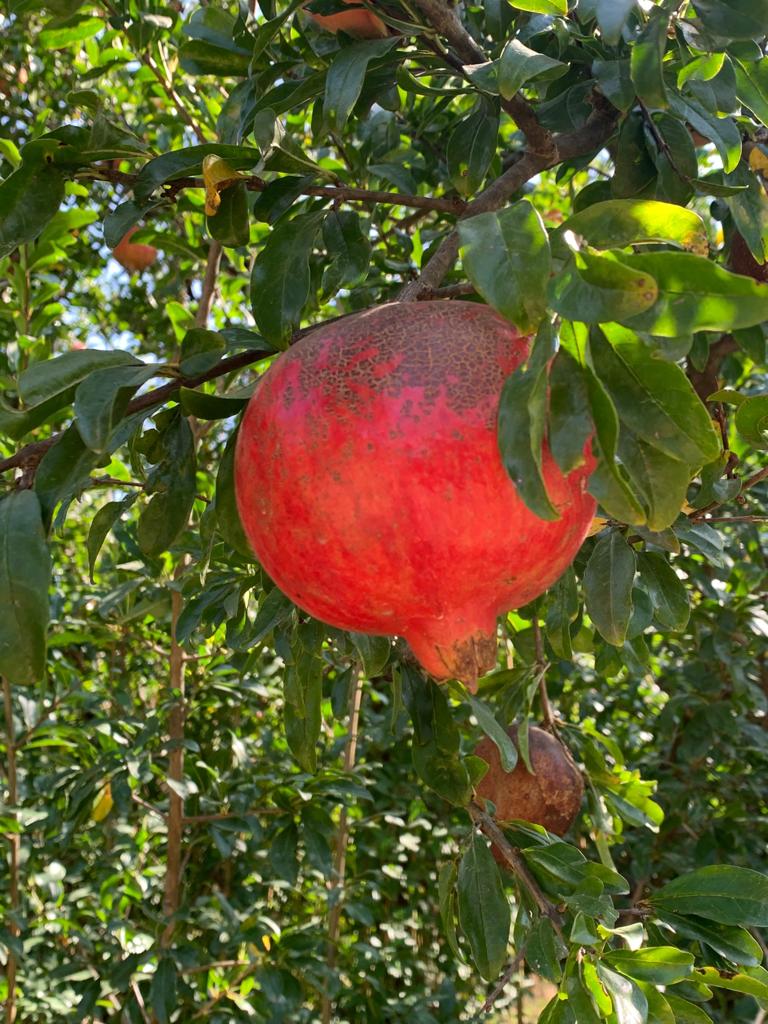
[284, 637, 323, 773]
[0, 491, 51, 686]
[592, 58, 635, 111]
[508, 0, 567, 13]
[86, 495, 137, 582]
[150, 957, 177, 1024]
[34, 424, 102, 528]
[465, 693, 518, 772]
[215, 430, 254, 559]
[497, 325, 558, 520]
[584, 532, 636, 646]
[735, 395, 768, 449]
[134, 144, 260, 201]
[734, 58, 768, 127]
[459, 200, 550, 331]
[498, 38, 565, 99]
[322, 210, 371, 292]
[595, 964, 648, 1024]
[447, 99, 499, 198]
[612, 112, 656, 199]
[678, 52, 725, 88]
[564, 972, 602, 1024]
[349, 633, 391, 677]
[19, 349, 140, 408]
[137, 414, 197, 558]
[545, 567, 579, 660]
[622, 252, 768, 335]
[457, 834, 510, 981]
[693, 965, 768, 1000]
[630, 7, 669, 109]
[548, 251, 658, 324]
[438, 861, 463, 961]
[723, 164, 768, 264]
[179, 40, 252, 77]
[691, 0, 768, 40]
[636, 552, 690, 631]
[179, 388, 249, 420]
[591, 0, 637, 46]
[604, 946, 694, 985]
[525, 918, 565, 983]
[655, 909, 763, 966]
[558, 200, 708, 254]
[548, 349, 592, 474]
[669, 93, 742, 173]
[618, 429, 692, 531]
[74, 364, 158, 453]
[0, 161, 66, 258]
[207, 181, 250, 247]
[39, 15, 103, 48]
[589, 326, 721, 467]
[584, 366, 646, 525]
[664, 994, 713, 1024]
[324, 38, 398, 130]
[651, 865, 768, 926]
[250, 211, 324, 345]
[638, 983, 675, 1024]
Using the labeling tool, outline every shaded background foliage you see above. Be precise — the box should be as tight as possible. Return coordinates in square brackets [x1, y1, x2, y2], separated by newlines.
[0, 0, 767, 1022]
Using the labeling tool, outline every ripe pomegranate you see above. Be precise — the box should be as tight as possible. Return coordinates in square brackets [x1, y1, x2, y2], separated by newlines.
[304, 0, 388, 37]
[475, 725, 583, 839]
[235, 301, 595, 687]
[112, 226, 157, 273]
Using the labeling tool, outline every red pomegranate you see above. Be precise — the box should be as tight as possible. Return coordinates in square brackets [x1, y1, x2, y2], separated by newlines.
[112, 226, 157, 273]
[235, 301, 595, 687]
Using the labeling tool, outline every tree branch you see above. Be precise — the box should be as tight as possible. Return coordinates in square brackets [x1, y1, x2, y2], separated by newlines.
[482, 950, 526, 1015]
[321, 672, 365, 1024]
[84, 166, 467, 215]
[532, 617, 554, 732]
[3, 677, 20, 1024]
[399, 98, 619, 300]
[412, 0, 556, 157]
[468, 802, 564, 941]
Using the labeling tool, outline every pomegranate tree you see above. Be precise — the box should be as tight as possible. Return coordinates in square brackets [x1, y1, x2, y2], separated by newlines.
[235, 301, 595, 686]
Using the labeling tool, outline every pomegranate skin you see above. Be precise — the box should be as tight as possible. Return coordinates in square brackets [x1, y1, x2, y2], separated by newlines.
[304, 0, 388, 37]
[112, 227, 157, 273]
[235, 301, 595, 687]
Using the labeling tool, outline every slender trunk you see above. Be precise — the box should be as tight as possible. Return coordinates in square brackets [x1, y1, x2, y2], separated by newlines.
[3, 678, 19, 1024]
[320, 673, 364, 1024]
[160, 564, 187, 949]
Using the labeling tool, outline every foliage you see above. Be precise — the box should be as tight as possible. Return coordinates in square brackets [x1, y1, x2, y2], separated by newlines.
[0, 1, 767, 1022]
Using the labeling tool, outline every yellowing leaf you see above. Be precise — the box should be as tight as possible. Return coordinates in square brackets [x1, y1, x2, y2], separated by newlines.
[262, 935, 271, 951]
[588, 516, 610, 536]
[91, 781, 113, 822]
[202, 154, 245, 217]
[748, 146, 768, 176]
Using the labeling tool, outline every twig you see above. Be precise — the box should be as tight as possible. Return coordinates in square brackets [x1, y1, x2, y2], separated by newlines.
[321, 672, 364, 1024]
[84, 166, 467, 215]
[702, 515, 768, 524]
[468, 802, 565, 941]
[482, 950, 526, 1014]
[3, 678, 19, 1024]
[416, 281, 477, 300]
[194, 240, 223, 329]
[130, 978, 152, 1024]
[532, 617, 554, 731]
[160, 558, 188, 950]
[181, 809, 279, 824]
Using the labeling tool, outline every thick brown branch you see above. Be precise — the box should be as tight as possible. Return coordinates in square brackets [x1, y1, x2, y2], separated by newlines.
[412, 0, 555, 157]
[686, 334, 739, 404]
[468, 802, 564, 941]
[399, 99, 619, 300]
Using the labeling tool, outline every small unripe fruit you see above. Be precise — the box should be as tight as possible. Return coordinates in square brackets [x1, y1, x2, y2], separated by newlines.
[474, 725, 583, 838]
[112, 227, 158, 273]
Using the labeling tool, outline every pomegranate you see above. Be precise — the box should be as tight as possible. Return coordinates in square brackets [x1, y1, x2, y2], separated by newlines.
[112, 226, 157, 273]
[475, 725, 584, 839]
[304, 0, 388, 37]
[235, 301, 595, 687]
